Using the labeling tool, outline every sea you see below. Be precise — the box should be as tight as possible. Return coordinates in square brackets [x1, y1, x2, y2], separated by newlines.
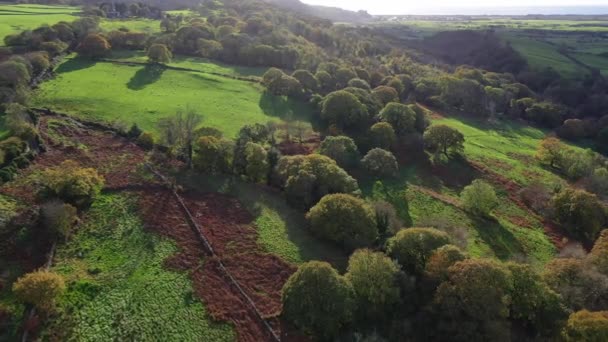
[398, 6, 608, 16]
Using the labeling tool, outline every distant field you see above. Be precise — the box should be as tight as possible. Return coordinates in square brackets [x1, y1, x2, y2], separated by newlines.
[31, 57, 312, 138]
[108, 51, 266, 78]
[573, 52, 608, 76]
[0, 4, 79, 44]
[99, 17, 161, 33]
[48, 194, 234, 341]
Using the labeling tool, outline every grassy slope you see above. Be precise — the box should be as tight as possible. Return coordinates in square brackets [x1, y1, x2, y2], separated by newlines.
[178, 173, 348, 270]
[31, 57, 312, 138]
[99, 18, 161, 33]
[47, 194, 234, 341]
[0, 4, 78, 45]
[364, 115, 589, 266]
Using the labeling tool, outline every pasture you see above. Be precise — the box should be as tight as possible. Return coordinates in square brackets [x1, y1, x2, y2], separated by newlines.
[31, 57, 313, 138]
[0, 4, 79, 44]
[48, 194, 235, 341]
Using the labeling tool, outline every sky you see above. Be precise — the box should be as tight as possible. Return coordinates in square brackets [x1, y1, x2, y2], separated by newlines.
[300, 0, 608, 15]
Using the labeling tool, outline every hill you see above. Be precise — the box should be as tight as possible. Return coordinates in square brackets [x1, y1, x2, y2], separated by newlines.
[262, 0, 372, 22]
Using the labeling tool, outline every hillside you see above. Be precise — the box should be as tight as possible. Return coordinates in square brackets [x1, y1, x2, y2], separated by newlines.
[262, 0, 372, 22]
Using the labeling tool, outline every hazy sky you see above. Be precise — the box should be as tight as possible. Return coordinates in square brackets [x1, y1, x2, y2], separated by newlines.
[301, 0, 608, 14]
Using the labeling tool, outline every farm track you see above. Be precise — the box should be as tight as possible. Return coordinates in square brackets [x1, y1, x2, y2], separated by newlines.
[1, 113, 296, 341]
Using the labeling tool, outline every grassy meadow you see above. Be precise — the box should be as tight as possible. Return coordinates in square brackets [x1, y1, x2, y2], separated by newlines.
[46, 194, 234, 341]
[0, 4, 79, 44]
[31, 57, 313, 138]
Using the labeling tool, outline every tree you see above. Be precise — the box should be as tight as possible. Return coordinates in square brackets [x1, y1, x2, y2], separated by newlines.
[543, 258, 608, 311]
[409, 103, 430, 133]
[386, 227, 450, 274]
[157, 109, 203, 168]
[282, 261, 355, 340]
[0, 60, 31, 88]
[274, 154, 360, 208]
[553, 188, 606, 243]
[335, 67, 357, 88]
[346, 249, 400, 320]
[379, 103, 416, 136]
[425, 244, 467, 285]
[347, 78, 371, 91]
[423, 125, 465, 158]
[268, 75, 303, 97]
[433, 259, 513, 342]
[361, 148, 398, 178]
[292, 69, 318, 92]
[40, 200, 78, 240]
[244, 142, 268, 183]
[318, 135, 360, 169]
[590, 230, 608, 276]
[536, 137, 564, 168]
[461, 179, 499, 217]
[39, 160, 104, 208]
[372, 86, 399, 106]
[262, 67, 284, 86]
[321, 90, 369, 129]
[147, 43, 172, 64]
[193, 136, 234, 174]
[369, 122, 396, 150]
[12, 270, 66, 312]
[563, 310, 608, 342]
[76, 33, 111, 58]
[306, 194, 377, 250]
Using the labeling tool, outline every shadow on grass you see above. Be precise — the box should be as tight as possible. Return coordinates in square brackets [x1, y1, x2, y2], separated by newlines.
[175, 172, 348, 270]
[470, 214, 524, 261]
[416, 154, 481, 192]
[360, 171, 414, 228]
[55, 57, 97, 74]
[259, 92, 315, 120]
[127, 64, 165, 90]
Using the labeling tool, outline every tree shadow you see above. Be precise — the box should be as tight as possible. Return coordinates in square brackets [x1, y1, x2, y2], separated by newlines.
[469, 215, 525, 261]
[259, 91, 316, 122]
[55, 57, 97, 74]
[127, 64, 166, 90]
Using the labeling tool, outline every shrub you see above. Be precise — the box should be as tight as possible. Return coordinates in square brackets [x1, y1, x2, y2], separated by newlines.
[372, 86, 399, 106]
[425, 244, 467, 285]
[40, 200, 78, 240]
[387, 227, 450, 274]
[12, 270, 66, 311]
[282, 261, 354, 339]
[137, 132, 154, 149]
[361, 148, 398, 178]
[193, 136, 234, 175]
[306, 194, 377, 250]
[563, 310, 608, 341]
[346, 249, 400, 320]
[553, 188, 606, 243]
[536, 137, 564, 168]
[39, 160, 104, 208]
[76, 33, 111, 58]
[461, 179, 499, 217]
[373, 200, 402, 237]
[147, 43, 172, 64]
[244, 142, 268, 183]
[318, 135, 360, 169]
[590, 230, 608, 275]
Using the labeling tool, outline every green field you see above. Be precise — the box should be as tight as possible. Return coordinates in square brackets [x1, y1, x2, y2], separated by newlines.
[361, 114, 590, 266]
[31, 57, 312, 138]
[574, 52, 608, 76]
[46, 194, 234, 341]
[0, 4, 79, 45]
[99, 17, 161, 33]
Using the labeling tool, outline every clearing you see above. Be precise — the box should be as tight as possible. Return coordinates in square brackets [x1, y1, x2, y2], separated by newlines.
[0, 4, 79, 45]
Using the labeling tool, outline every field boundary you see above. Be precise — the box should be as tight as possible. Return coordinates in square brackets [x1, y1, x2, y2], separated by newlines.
[144, 164, 281, 342]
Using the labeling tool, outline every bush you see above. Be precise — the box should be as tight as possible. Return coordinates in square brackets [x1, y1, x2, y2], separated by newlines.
[137, 132, 154, 149]
[425, 244, 467, 285]
[244, 142, 268, 183]
[12, 270, 66, 312]
[553, 188, 606, 243]
[318, 135, 360, 169]
[193, 136, 234, 175]
[147, 43, 172, 64]
[76, 33, 111, 58]
[590, 230, 608, 276]
[346, 249, 400, 320]
[461, 179, 499, 217]
[563, 310, 608, 341]
[39, 160, 105, 208]
[306, 193, 377, 250]
[282, 261, 355, 340]
[372, 86, 399, 106]
[361, 148, 398, 178]
[386, 227, 450, 274]
[40, 200, 78, 240]
[347, 78, 371, 91]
